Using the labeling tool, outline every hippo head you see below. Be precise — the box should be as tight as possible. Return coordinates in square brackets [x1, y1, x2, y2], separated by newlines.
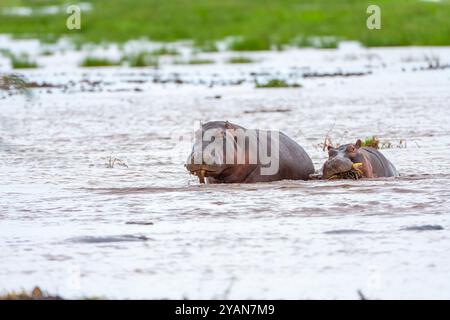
[322, 140, 363, 179]
[185, 121, 250, 183]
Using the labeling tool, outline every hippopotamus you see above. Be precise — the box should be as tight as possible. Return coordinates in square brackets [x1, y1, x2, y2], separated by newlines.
[322, 139, 398, 179]
[185, 121, 315, 183]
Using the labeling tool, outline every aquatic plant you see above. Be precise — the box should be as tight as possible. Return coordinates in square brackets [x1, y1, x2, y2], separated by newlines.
[227, 56, 254, 64]
[362, 136, 380, 149]
[0, 74, 28, 91]
[10, 54, 38, 69]
[174, 58, 215, 65]
[125, 52, 159, 67]
[80, 56, 121, 67]
[0, 287, 62, 300]
[255, 79, 301, 88]
[196, 41, 219, 53]
[150, 47, 179, 56]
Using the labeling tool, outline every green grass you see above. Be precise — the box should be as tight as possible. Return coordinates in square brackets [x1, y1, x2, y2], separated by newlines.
[0, 0, 449, 49]
[11, 54, 38, 69]
[150, 47, 179, 56]
[195, 41, 219, 52]
[362, 136, 380, 149]
[40, 49, 54, 56]
[255, 79, 301, 88]
[227, 56, 254, 64]
[175, 58, 215, 65]
[80, 56, 121, 67]
[124, 52, 159, 67]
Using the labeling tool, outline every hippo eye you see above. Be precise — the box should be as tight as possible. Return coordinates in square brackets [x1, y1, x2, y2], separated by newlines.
[347, 145, 356, 153]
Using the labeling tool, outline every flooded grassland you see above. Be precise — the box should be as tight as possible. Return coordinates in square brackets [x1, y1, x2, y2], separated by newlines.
[1, 40, 450, 299]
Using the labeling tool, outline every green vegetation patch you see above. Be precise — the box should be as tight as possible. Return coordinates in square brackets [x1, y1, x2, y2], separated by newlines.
[124, 52, 159, 67]
[256, 79, 301, 88]
[0, 287, 62, 300]
[150, 47, 179, 56]
[80, 56, 121, 67]
[11, 54, 38, 69]
[227, 56, 254, 64]
[0, 0, 449, 49]
[175, 58, 215, 65]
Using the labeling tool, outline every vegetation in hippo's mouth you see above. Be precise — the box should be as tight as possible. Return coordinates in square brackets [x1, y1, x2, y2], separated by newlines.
[328, 169, 363, 180]
[255, 79, 301, 88]
[1, 1, 449, 49]
[227, 56, 255, 64]
[10, 54, 38, 69]
[80, 56, 122, 67]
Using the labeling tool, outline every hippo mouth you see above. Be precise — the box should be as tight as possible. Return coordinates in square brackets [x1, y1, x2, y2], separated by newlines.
[185, 163, 229, 183]
[322, 157, 364, 180]
[327, 163, 363, 180]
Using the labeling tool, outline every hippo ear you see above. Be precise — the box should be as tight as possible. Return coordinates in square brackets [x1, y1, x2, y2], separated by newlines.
[327, 145, 334, 151]
[355, 139, 362, 148]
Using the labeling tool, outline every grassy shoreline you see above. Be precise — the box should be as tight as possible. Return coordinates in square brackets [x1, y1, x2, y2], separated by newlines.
[0, 0, 449, 50]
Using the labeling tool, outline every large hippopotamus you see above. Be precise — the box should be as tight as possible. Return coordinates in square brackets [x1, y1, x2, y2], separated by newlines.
[185, 121, 315, 183]
[322, 139, 398, 179]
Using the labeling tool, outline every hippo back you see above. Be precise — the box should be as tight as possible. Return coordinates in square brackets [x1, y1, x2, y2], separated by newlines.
[362, 147, 399, 177]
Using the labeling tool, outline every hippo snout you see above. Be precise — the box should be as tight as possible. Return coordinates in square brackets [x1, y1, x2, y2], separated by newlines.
[322, 156, 354, 179]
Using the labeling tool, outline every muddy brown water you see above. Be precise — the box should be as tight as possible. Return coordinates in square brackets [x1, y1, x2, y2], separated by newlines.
[1, 44, 450, 299]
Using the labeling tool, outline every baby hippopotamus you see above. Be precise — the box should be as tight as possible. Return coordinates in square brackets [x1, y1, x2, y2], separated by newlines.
[320, 139, 398, 179]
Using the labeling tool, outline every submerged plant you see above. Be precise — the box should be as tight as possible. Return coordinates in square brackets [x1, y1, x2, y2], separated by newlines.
[125, 52, 159, 67]
[0, 287, 62, 300]
[150, 47, 179, 56]
[0, 74, 32, 97]
[196, 41, 219, 53]
[362, 136, 380, 149]
[255, 79, 301, 88]
[10, 54, 38, 69]
[227, 56, 254, 64]
[80, 56, 121, 67]
[174, 58, 215, 65]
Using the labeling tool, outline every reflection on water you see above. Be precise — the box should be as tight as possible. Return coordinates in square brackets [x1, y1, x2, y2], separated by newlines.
[1, 45, 450, 299]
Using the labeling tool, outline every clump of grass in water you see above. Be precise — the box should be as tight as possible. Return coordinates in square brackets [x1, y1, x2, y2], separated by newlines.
[188, 58, 214, 64]
[150, 47, 179, 56]
[293, 36, 340, 49]
[0, 287, 62, 300]
[227, 56, 254, 64]
[196, 41, 219, 53]
[255, 79, 301, 88]
[175, 58, 215, 65]
[10, 54, 38, 69]
[40, 49, 54, 56]
[80, 56, 121, 67]
[124, 52, 159, 67]
[362, 136, 380, 149]
[0, 74, 28, 91]
[229, 37, 271, 51]
[0, 74, 32, 98]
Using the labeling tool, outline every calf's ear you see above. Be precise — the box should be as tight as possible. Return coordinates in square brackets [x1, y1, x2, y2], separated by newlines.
[355, 139, 362, 148]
